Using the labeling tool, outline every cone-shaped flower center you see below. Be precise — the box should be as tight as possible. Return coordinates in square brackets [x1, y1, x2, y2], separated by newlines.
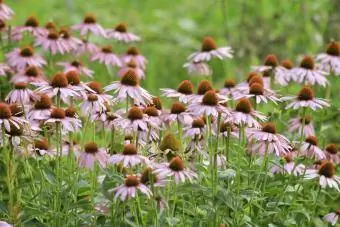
[284, 155, 293, 163]
[65, 107, 77, 118]
[126, 46, 139, 55]
[144, 106, 159, 117]
[25, 66, 39, 77]
[305, 136, 318, 146]
[88, 81, 103, 94]
[35, 138, 49, 150]
[20, 46, 34, 57]
[297, 86, 314, 101]
[87, 94, 98, 102]
[50, 108, 66, 119]
[25, 16, 39, 27]
[264, 54, 279, 67]
[34, 94, 52, 109]
[66, 71, 80, 85]
[125, 175, 139, 187]
[71, 60, 82, 68]
[336, 210, 340, 215]
[9, 104, 23, 117]
[192, 118, 205, 128]
[202, 90, 218, 106]
[201, 36, 217, 52]
[123, 144, 137, 155]
[170, 102, 186, 114]
[281, 59, 294, 69]
[224, 79, 236, 88]
[115, 23, 128, 33]
[127, 60, 137, 68]
[106, 112, 117, 121]
[84, 142, 98, 153]
[300, 115, 312, 124]
[140, 168, 156, 185]
[247, 72, 260, 82]
[128, 107, 143, 120]
[101, 46, 112, 53]
[14, 82, 27, 90]
[45, 21, 56, 30]
[197, 80, 213, 95]
[262, 122, 276, 134]
[83, 14, 96, 24]
[318, 161, 335, 178]
[51, 73, 68, 88]
[220, 122, 234, 133]
[121, 70, 139, 86]
[177, 80, 194, 95]
[248, 75, 264, 86]
[152, 97, 162, 110]
[325, 144, 338, 155]
[6, 122, 23, 136]
[326, 41, 340, 56]
[47, 30, 59, 40]
[59, 28, 70, 39]
[249, 83, 264, 95]
[300, 56, 315, 70]
[0, 103, 11, 119]
[159, 133, 180, 151]
[235, 98, 252, 114]
[169, 156, 184, 171]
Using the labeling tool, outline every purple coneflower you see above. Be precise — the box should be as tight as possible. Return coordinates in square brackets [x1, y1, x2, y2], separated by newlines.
[144, 106, 163, 129]
[154, 156, 197, 184]
[187, 80, 214, 103]
[81, 94, 107, 117]
[235, 82, 280, 104]
[121, 46, 147, 69]
[5, 82, 35, 104]
[74, 39, 99, 55]
[0, 102, 26, 133]
[324, 144, 340, 164]
[35, 29, 66, 55]
[0, 63, 11, 77]
[77, 142, 109, 169]
[27, 94, 53, 121]
[217, 121, 239, 139]
[183, 118, 206, 139]
[65, 71, 93, 101]
[58, 60, 93, 78]
[64, 107, 82, 132]
[323, 210, 340, 226]
[291, 56, 328, 87]
[282, 86, 330, 110]
[187, 36, 233, 63]
[271, 153, 305, 176]
[247, 122, 291, 157]
[71, 14, 106, 37]
[219, 79, 239, 99]
[32, 138, 53, 156]
[86, 81, 112, 104]
[118, 60, 145, 79]
[59, 28, 82, 53]
[140, 167, 167, 187]
[12, 16, 45, 39]
[10, 66, 46, 83]
[45, 108, 78, 132]
[6, 46, 46, 70]
[316, 41, 340, 75]
[183, 61, 212, 76]
[109, 144, 148, 167]
[300, 136, 326, 160]
[305, 161, 340, 191]
[287, 115, 315, 137]
[109, 175, 152, 201]
[228, 98, 267, 128]
[104, 70, 152, 106]
[163, 102, 192, 126]
[113, 106, 149, 132]
[0, 0, 14, 21]
[161, 80, 194, 104]
[106, 23, 140, 43]
[91, 45, 122, 67]
[276, 59, 294, 85]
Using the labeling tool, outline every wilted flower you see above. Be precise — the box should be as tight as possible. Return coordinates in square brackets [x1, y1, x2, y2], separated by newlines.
[183, 61, 212, 76]
[324, 144, 340, 164]
[78, 142, 109, 169]
[305, 161, 340, 191]
[287, 115, 315, 137]
[0, 102, 27, 133]
[106, 23, 140, 43]
[140, 167, 168, 187]
[121, 46, 147, 69]
[187, 36, 233, 62]
[74, 39, 99, 55]
[323, 210, 340, 226]
[6, 46, 46, 70]
[71, 14, 106, 37]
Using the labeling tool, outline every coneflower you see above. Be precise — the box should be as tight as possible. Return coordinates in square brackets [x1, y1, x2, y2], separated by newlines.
[105, 23, 141, 43]
[287, 115, 315, 137]
[183, 61, 212, 77]
[316, 41, 340, 75]
[10, 66, 46, 83]
[6, 46, 46, 70]
[5, 82, 35, 104]
[121, 46, 147, 69]
[91, 45, 122, 67]
[163, 101, 192, 126]
[0, 0, 14, 21]
[305, 161, 340, 191]
[77, 142, 109, 169]
[324, 144, 340, 164]
[161, 80, 194, 104]
[109, 143, 148, 167]
[27, 93, 53, 121]
[300, 136, 326, 160]
[71, 13, 106, 37]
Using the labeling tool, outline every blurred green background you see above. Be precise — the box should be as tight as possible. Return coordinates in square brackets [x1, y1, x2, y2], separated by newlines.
[8, 0, 340, 94]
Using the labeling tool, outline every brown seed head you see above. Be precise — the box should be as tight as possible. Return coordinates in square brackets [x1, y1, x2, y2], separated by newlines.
[20, 46, 34, 57]
[248, 75, 264, 86]
[192, 118, 205, 128]
[201, 36, 217, 52]
[47, 30, 59, 40]
[5, 122, 23, 136]
[124, 175, 139, 187]
[261, 122, 277, 134]
[51, 72, 68, 88]
[14, 82, 27, 90]
[159, 133, 180, 151]
[169, 156, 184, 171]
[249, 83, 264, 95]
[66, 70, 80, 85]
[71, 60, 82, 68]
[9, 104, 23, 117]
[121, 70, 139, 86]
[34, 94, 52, 109]
[25, 16, 39, 27]
[45, 21, 56, 30]
[25, 66, 39, 77]
[220, 122, 234, 133]
[235, 98, 252, 114]
[127, 60, 137, 68]
[127, 106, 143, 120]
[88, 81, 103, 94]
[0, 20, 6, 30]
[126, 46, 139, 55]
[177, 80, 194, 95]
[197, 80, 213, 95]
[84, 142, 99, 153]
[318, 161, 335, 178]
[305, 136, 318, 146]
[59, 28, 70, 39]
[247, 72, 260, 82]
[87, 94, 98, 102]
[300, 56, 315, 70]
[264, 54, 279, 67]
[123, 144, 137, 155]
[50, 108, 65, 119]
[0, 103, 11, 119]
[297, 86, 314, 101]
[280, 59, 294, 69]
[325, 144, 338, 155]
[224, 79, 236, 88]
[83, 14, 96, 24]
[101, 46, 112, 53]
[202, 90, 218, 106]
[152, 97, 162, 110]
[284, 154, 293, 163]
[140, 167, 156, 185]
[326, 41, 340, 56]
[35, 138, 49, 150]
[65, 107, 77, 118]
[144, 106, 159, 117]
[170, 102, 186, 114]
[115, 23, 128, 33]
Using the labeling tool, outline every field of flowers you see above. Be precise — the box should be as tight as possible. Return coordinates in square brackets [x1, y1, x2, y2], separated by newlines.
[0, 0, 339, 226]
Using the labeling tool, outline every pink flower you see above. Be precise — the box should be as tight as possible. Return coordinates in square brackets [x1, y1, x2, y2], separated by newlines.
[163, 102, 193, 126]
[5, 82, 36, 104]
[91, 46, 122, 67]
[281, 86, 330, 111]
[316, 42, 340, 75]
[71, 14, 106, 37]
[80, 94, 107, 117]
[10, 66, 46, 83]
[44, 108, 79, 132]
[104, 70, 152, 106]
[106, 23, 140, 43]
[235, 82, 280, 104]
[6, 46, 46, 70]
[73, 39, 99, 55]
[0, 63, 11, 77]
[271, 154, 305, 176]
[323, 210, 340, 226]
[113, 106, 149, 132]
[59, 28, 82, 53]
[108, 175, 152, 201]
[121, 46, 147, 69]
[324, 144, 340, 164]
[77, 142, 109, 169]
[186, 80, 214, 104]
[27, 94, 53, 121]
[12, 16, 45, 40]
[183, 61, 212, 77]
[219, 79, 239, 99]
[154, 156, 197, 184]
[65, 71, 94, 101]
[35, 30, 66, 55]
[0, 103, 27, 133]
[187, 36, 233, 63]
[161, 80, 194, 104]
[300, 136, 326, 160]
[109, 144, 148, 167]
[57, 60, 94, 78]
[140, 167, 168, 187]
[118, 60, 145, 79]
[0, 0, 14, 21]
[287, 115, 315, 137]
